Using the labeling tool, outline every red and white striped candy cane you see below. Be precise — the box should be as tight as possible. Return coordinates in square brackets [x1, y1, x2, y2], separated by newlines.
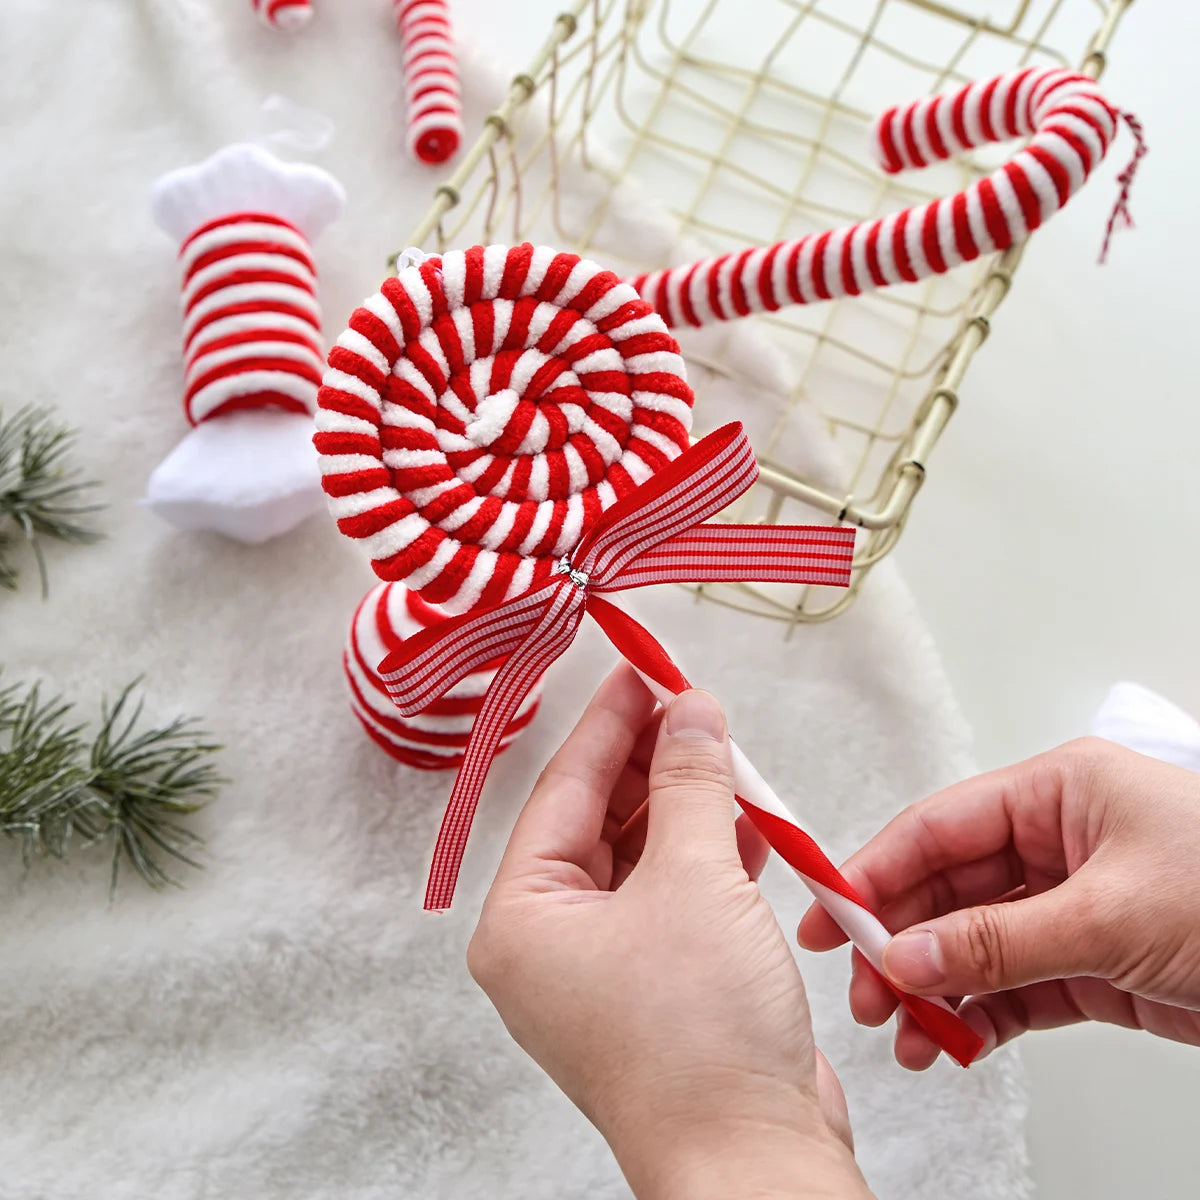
[394, 0, 463, 165]
[148, 143, 344, 542]
[346, 580, 542, 768]
[631, 67, 1139, 326]
[251, 0, 313, 31]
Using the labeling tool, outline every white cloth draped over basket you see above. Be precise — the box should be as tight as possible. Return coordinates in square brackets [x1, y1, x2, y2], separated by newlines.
[0, 2, 1029, 1197]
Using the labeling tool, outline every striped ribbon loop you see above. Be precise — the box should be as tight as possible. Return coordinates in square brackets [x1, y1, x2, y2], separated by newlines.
[378, 422, 856, 911]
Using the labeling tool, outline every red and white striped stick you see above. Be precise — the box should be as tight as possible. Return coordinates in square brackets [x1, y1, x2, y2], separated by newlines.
[631, 67, 1140, 326]
[394, 0, 463, 165]
[587, 595, 984, 1068]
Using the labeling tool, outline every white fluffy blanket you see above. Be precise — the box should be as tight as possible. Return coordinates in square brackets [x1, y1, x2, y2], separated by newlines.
[0, 3, 1028, 1196]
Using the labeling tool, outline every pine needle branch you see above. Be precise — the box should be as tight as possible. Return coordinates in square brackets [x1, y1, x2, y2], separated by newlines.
[0, 407, 104, 595]
[0, 678, 222, 893]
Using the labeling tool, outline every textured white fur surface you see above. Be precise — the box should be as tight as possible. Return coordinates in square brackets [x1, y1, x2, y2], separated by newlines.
[0, 2, 1029, 1197]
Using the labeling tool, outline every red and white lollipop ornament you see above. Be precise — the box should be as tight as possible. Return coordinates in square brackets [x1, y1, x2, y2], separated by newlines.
[148, 143, 345, 542]
[313, 241, 983, 1066]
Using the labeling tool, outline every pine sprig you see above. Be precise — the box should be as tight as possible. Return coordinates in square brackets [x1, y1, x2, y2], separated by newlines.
[0, 406, 103, 594]
[0, 679, 222, 893]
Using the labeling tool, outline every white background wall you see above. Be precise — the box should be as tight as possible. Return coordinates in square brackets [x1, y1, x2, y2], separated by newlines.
[454, 0, 1200, 1194]
[898, 2, 1200, 1195]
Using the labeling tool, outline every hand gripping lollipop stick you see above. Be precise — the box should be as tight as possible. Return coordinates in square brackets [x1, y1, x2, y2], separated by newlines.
[149, 143, 344, 542]
[587, 597, 982, 1069]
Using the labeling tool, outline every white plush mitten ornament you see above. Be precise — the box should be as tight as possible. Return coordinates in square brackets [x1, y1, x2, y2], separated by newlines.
[148, 143, 344, 542]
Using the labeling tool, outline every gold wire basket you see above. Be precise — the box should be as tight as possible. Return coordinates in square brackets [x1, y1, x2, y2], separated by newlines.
[397, 0, 1131, 625]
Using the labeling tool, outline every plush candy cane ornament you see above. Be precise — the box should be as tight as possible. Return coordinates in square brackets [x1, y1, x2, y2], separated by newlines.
[395, 0, 463, 165]
[148, 144, 344, 542]
[631, 68, 1142, 325]
[346, 580, 542, 767]
[314, 243, 983, 1066]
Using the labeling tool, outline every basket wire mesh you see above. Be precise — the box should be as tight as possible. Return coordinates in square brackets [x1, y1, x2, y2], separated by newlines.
[397, 0, 1132, 625]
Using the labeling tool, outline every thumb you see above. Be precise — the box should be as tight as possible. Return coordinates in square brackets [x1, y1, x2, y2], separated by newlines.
[882, 881, 1104, 996]
[642, 689, 739, 864]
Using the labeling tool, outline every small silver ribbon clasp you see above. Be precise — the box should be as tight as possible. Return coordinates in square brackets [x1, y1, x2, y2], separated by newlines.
[553, 555, 590, 591]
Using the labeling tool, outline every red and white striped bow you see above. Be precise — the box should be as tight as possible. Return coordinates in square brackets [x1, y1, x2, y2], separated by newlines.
[382, 421, 983, 1064]
[380, 422, 856, 911]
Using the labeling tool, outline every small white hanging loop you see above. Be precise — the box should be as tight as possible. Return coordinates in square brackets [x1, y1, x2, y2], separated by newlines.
[393, 246, 431, 272]
[256, 94, 336, 154]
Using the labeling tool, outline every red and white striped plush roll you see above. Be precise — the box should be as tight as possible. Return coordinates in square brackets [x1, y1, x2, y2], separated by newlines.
[177, 211, 325, 426]
[394, 0, 462, 165]
[632, 67, 1125, 325]
[252, 0, 313, 31]
[346, 580, 542, 768]
[315, 242, 695, 614]
[148, 143, 345, 542]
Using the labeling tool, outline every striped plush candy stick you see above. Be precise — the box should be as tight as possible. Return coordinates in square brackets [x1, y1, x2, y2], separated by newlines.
[148, 143, 344, 542]
[395, 0, 463, 165]
[251, 0, 314, 31]
[632, 67, 1141, 325]
[346, 580, 542, 768]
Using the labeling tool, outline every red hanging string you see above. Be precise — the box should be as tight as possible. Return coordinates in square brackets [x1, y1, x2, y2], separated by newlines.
[1099, 111, 1148, 264]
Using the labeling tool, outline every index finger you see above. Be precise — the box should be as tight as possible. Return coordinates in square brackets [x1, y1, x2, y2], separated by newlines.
[492, 662, 657, 893]
[798, 752, 1066, 951]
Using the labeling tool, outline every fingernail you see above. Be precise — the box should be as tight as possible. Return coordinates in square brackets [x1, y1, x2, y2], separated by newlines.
[961, 1007, 997, 1060]
[665, 689, 726, 741]
[883, 930, 945, 989]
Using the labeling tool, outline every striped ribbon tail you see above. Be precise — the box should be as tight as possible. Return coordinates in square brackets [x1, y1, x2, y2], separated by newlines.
[601, 524, 856, 589]
[421, 587, 587, 911]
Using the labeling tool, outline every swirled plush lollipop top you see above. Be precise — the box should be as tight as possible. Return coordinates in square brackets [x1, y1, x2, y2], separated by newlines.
[315, 244, 694, 613]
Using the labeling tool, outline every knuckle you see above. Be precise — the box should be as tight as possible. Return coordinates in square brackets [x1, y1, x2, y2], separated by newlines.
[651, 745, 734, 792]
[465, 919, 512, 994]
[464, 930, 492, 989]
[1057, 736, 1119, 781]
[961, 905, 1010, 990]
